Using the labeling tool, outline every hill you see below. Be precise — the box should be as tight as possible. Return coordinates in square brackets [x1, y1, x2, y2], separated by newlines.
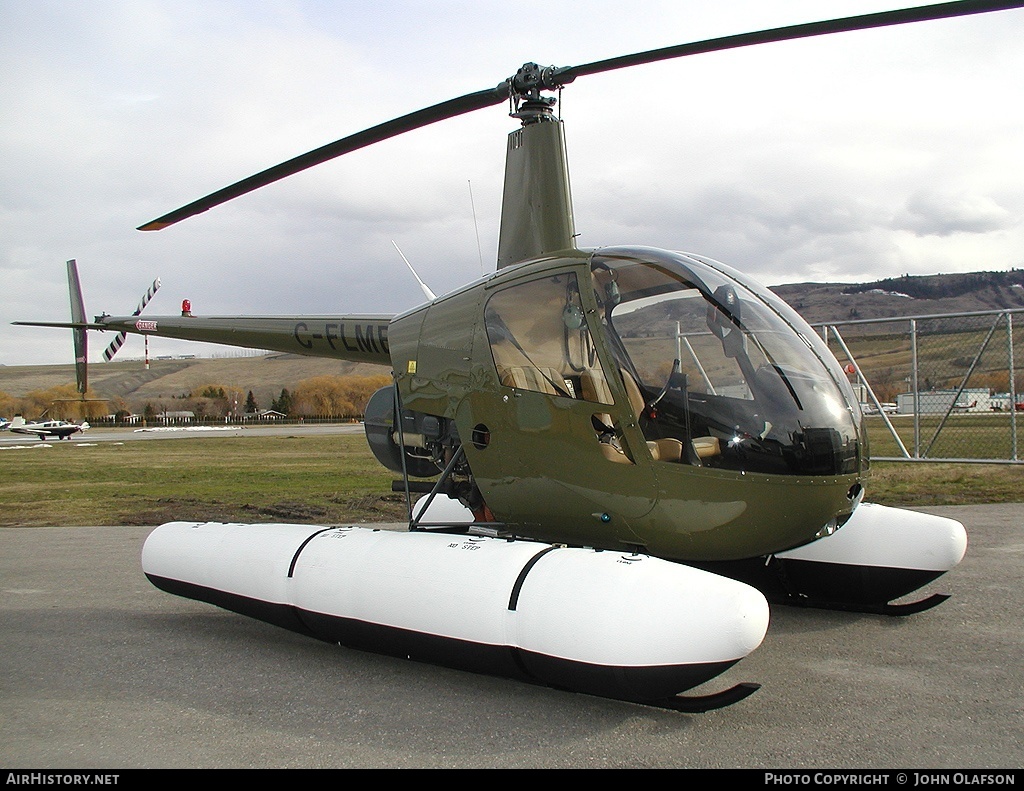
[0, 353, 390, 405]
[770, 268, 1024, 325]
[2, 268, 1022, 405]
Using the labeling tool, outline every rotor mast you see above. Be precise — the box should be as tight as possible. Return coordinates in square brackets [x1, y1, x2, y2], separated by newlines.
[496, 63, 578, 269]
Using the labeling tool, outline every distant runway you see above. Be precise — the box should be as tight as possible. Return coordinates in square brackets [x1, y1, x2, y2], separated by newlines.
[0, 422, 362, 446]
[1, 504, 1022, 769]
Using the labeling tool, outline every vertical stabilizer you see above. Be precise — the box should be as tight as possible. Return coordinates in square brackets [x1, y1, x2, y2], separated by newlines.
[66, 259, 88, 395]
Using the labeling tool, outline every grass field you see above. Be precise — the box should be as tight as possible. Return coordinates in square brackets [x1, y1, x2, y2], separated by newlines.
[0, 433, 404, 527]
[1, 429, 1021, 527]
[864, 413, 1023, 460]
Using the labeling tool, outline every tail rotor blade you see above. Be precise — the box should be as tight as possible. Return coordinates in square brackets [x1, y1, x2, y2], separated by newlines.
[102, 333, 127, 363]
[103, 278, 161, 362]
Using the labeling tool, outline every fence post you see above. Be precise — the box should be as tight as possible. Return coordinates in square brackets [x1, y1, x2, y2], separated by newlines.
[1010, 312, 1018, 461]
[910, 319, 920, 459]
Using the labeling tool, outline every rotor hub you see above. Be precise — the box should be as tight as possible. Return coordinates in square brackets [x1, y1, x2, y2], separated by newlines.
[506, 63, 569, 123]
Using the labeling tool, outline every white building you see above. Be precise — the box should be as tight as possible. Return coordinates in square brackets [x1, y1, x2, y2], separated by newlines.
[896, 388, 992, 414]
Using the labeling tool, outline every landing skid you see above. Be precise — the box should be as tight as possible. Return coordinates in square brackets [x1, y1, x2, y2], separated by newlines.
[776, 592, 951, 617]
[646, 682, 762, 713]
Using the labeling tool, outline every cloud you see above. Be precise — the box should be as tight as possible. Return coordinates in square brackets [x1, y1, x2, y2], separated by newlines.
[897, 190, 1015, 237]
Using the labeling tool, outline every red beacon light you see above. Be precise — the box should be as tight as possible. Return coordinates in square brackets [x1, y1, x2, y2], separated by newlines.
[181, 299, 192, 317]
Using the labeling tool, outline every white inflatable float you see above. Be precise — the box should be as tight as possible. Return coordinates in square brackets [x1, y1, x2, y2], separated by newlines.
[142, 520, 770, 710]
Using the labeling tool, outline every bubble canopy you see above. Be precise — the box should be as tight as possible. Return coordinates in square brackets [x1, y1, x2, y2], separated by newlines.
[589, 247, 866, 477]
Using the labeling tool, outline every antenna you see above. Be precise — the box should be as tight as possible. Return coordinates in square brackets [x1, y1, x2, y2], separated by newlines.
[468, 180, 485, 275]
[391, 241, 437, 301]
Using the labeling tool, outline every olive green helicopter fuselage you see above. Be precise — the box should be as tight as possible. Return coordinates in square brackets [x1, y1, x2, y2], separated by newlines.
[46, 100, 868, 563]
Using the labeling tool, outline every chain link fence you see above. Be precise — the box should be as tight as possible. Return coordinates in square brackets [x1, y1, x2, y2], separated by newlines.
[817, 309, 1022, 464]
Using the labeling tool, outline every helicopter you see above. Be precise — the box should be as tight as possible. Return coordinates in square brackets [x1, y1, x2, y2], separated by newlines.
[17, 1, 1014, 711]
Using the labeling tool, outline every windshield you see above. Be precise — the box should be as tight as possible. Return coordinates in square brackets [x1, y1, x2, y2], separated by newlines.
[591, 248, 864, 476]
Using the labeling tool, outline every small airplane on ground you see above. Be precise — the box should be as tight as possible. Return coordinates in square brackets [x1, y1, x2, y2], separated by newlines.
[8, 416, 90, 440]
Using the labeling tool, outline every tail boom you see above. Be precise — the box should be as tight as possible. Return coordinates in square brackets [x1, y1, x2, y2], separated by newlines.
[89, 313, 395, 365]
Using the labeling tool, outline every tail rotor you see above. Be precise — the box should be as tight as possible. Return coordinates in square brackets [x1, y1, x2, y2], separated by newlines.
[102, 277, 161, 362]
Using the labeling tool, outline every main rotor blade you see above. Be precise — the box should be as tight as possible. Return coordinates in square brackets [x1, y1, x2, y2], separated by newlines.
[559, 0, 1024, 82]
[140, 0, 1022, 232]
[138, 86, 509, 231]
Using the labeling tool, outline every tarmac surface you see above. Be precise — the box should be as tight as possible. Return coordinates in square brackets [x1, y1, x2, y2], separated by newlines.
[1, 503, 1021, 770]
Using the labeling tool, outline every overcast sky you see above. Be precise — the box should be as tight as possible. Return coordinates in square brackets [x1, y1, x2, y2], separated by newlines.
[3, 0, 1023, 366]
